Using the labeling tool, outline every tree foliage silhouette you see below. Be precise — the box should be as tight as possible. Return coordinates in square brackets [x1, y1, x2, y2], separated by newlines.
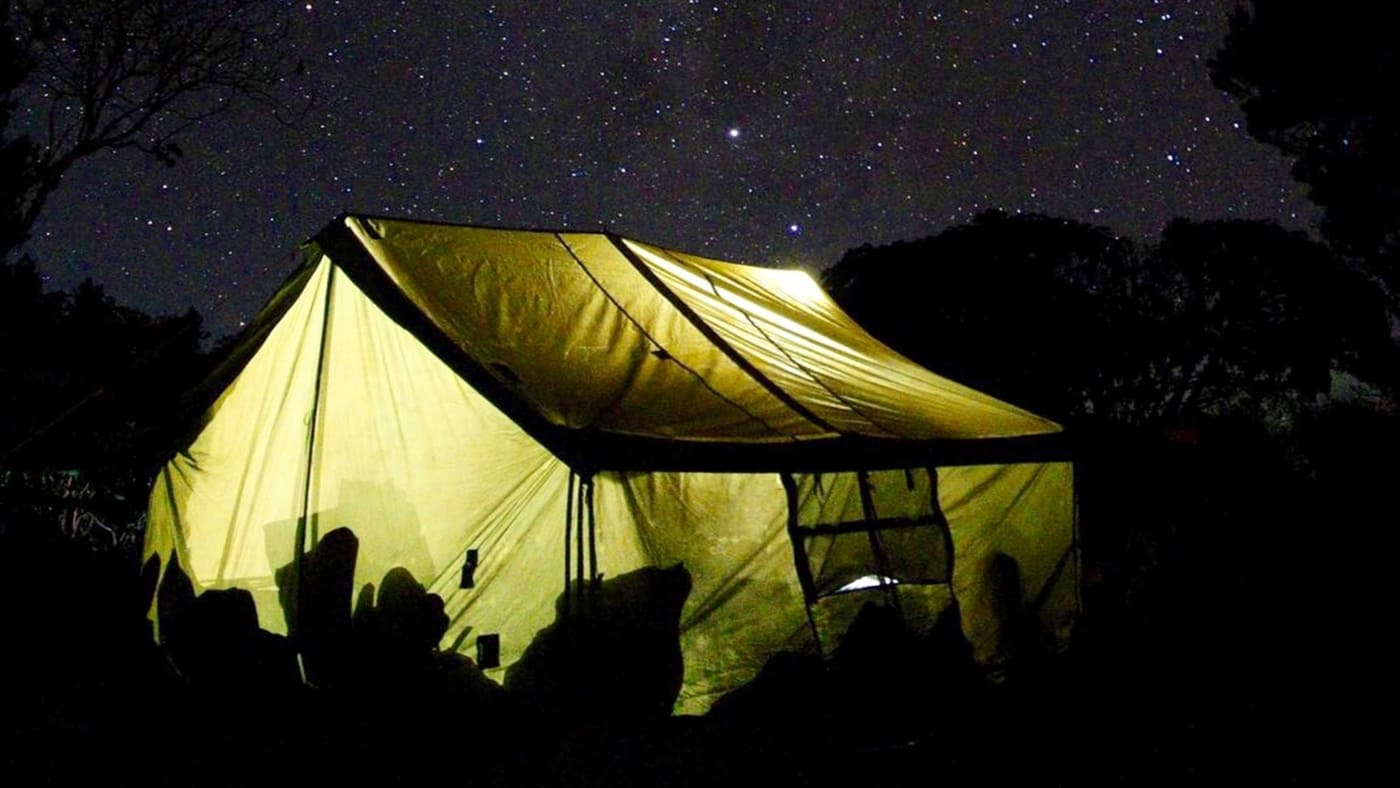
[0, 0, 304, 260]
[1, 260, 207, 481]
[1142, 219, 1391, 421]
[1210, 2, 1400, 282]
[823, 211, 1135, 422]
[822, 211, 1388, 427]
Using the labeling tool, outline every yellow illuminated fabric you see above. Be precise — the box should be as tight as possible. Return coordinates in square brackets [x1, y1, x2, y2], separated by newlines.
[942, 462, 1077, 661]
[147, 258, 335, 628]
[344, 219, 799, 439]
[343, 216, 1058, 441]
[624, 240, 1058, 438]
[145, 215, 1077, 713]
[594, 471, 811, 713]
[558, 233, 817, 439]
[147, 254, 575, 670]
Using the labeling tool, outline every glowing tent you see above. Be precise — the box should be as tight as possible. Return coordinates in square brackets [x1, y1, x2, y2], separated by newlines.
[144, 214, 1077, 712]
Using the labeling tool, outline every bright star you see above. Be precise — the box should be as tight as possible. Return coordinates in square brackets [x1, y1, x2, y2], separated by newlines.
[727, 128, 741, 139]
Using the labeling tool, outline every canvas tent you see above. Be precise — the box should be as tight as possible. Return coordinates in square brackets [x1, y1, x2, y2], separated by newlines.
[144, 214, 1077, 713]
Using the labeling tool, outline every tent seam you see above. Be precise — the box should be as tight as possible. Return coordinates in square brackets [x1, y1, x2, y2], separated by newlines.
[554, 234, 792, 440]
[607, 235, 839, 436]
[700, 270, 904, 439]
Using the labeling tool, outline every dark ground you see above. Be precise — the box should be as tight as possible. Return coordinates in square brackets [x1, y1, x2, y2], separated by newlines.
[0, 408, 1389, 786]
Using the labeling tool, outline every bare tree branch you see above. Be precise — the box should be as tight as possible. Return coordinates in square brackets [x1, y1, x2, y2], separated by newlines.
[2, 0, 305, 259]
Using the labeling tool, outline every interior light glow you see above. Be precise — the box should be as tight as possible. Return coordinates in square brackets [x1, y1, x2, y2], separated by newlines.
[837, 574, 900, 592]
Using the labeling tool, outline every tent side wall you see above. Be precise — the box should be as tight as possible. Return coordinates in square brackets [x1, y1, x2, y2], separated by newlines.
[147, 257, 1076, 706]
[146, 255, 337, 630]
[144, 219, 1077, 713]
[594, 472, 812, 714]
[591, 461, 1076, 713]
[942, 462, 1077, 663]
[146, 251, 606, 673]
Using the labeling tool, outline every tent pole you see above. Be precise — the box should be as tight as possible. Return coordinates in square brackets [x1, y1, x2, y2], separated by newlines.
[585, 476, 598, 583]
[294, 264, 336, 647]
[575, 474, 586, 593]
[781, 473, 825, 655]
[564, 471, 575, 618]
[929, 466, 962, 617]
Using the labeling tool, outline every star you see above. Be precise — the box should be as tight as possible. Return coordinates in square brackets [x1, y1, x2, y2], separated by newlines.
[18, 1, 1316, 337]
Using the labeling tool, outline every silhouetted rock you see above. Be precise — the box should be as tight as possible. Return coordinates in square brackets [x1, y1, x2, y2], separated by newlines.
[155, 553, 196, 659]
[167, 586, 299, 692]
[707, 650, 827, 729]
[374, 567, 449, 654]
[276, 527, 358, 688]
[507, 564, 692, 727]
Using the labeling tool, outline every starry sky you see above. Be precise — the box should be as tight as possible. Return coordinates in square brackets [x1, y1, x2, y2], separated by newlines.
[23, 0, 1314, 338]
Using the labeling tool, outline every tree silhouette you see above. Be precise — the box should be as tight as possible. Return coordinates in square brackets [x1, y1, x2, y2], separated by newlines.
[822, 211, 1389, 428]
[0, 0, 304, 260]
[1, 265, 207, 490]
[1132, 219, 1390, 425]
[1210, 2, 1399, 284]
[823, 211, 1142, 423]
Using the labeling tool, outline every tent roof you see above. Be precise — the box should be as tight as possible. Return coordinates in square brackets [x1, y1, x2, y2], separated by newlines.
[220, 214, 1065, 473]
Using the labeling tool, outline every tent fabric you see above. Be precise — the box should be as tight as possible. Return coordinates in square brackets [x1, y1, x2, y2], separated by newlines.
[340, 217, 1059, 442]
[144, 214, 1077, 713]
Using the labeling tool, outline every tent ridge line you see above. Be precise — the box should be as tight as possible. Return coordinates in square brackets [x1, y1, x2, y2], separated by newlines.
[552, 233, 792, 441]
[314, 217, 590, 469]
[605, 233, 839, 436]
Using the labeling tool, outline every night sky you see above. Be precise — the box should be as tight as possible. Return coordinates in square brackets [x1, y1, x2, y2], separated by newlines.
[23, 0, 1314, 337]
